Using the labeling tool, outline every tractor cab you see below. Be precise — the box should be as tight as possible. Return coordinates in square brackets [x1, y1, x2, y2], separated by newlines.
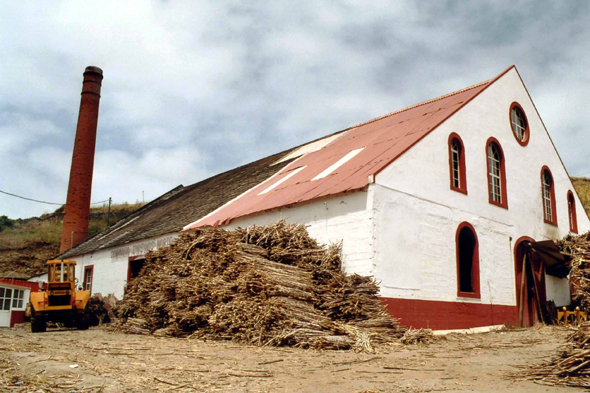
[47, 260, 76, 286]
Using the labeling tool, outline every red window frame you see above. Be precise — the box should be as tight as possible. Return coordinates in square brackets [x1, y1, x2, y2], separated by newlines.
[448, 133, 467, 194]
[455, 222, 481, 299]
[83, 265, 94, 295]
[541, 166, 557, 226]
[486, 137, 508, 209]
[568, 190, 578, 233]
[509, 102, 530, 146]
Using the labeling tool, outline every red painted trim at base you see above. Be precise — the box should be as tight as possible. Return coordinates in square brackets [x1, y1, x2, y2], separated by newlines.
[381, 297, 518, 330]
[10, 311, 25, 328]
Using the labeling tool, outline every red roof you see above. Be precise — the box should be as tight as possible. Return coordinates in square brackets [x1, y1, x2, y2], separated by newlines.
[185, 67, 512, 229]
[0, 278, 41, 290]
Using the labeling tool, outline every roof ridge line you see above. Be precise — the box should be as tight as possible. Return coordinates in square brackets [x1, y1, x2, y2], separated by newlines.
[349, 79, 492, 130]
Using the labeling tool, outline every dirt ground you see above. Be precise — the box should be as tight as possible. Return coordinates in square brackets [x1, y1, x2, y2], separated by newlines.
[0, 324, 581, 392]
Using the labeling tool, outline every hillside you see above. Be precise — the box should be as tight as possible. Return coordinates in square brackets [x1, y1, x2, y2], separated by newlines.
[0, 202, 146, 278]
[572, 177, 590, 216]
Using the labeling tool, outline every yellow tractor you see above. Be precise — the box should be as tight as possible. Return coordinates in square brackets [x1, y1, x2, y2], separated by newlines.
[29, 260, 90, 333]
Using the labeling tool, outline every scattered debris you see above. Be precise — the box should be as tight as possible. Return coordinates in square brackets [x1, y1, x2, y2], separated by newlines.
[521, 323, 590, 387]
[400, 328, 436, 345]
[111, 221, 405, 350]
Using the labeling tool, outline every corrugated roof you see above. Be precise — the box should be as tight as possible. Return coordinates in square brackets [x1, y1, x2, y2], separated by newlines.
[186, 68, 512, 229]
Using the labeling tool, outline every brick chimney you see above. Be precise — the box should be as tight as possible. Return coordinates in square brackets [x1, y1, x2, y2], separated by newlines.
[60, 66, 103, 253]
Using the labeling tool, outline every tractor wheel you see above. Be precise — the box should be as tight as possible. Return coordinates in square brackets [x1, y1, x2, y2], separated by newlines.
[31, 314, 46, 333]
[77, 310, 89, 330]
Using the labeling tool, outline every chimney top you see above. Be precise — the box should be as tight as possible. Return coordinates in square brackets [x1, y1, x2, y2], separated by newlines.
[84, 66, 103, 76]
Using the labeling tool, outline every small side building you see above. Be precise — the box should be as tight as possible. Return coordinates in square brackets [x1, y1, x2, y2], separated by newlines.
[0, 278, 41, 327]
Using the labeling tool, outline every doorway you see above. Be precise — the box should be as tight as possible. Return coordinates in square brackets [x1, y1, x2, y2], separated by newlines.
[514, 237, 547, 327]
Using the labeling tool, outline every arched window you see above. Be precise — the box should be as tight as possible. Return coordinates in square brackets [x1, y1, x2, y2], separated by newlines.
[486, 138, 508, 208]
[448, 133, 467, 194]
[568, 190, 578, 233]
[541, 167, 557, 226]
[510, 102, 529, 146]
[456, 222, 480, 298]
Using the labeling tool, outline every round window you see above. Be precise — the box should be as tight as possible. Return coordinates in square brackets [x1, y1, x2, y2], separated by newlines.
[510, 102, 529, 146]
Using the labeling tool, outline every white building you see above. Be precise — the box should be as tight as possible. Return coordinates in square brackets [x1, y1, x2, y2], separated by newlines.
[58, 66, 589, 330]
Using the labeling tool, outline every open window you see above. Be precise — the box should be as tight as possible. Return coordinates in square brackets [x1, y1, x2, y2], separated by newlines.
[486, 137, 508, 209]
[568, 190, 578, 233]
[448, 133, 467, 194]
[541, 166, 557, 226]
[456, 222, 480, 298]
[128, 256, 146, 283]
[83, 265, 94, 294]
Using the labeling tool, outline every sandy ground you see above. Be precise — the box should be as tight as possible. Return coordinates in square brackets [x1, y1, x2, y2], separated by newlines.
[0, 324, 581, 392]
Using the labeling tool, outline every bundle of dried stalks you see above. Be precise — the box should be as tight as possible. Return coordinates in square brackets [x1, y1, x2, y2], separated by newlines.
[400, 328, 436, 345]
[521, 323, 590, 387]
[111, 221, 404, 350]
[87, 293, 117, 326]
[559, 232, 590, 310]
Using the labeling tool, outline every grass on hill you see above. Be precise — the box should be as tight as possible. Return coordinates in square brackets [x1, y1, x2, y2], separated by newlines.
[0, 202, 146, 250]
[572, 177, 590, 216]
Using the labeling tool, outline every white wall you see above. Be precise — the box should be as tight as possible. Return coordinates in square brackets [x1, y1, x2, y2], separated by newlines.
[72, 233, 179, 299]
[373, 67, 589, 307]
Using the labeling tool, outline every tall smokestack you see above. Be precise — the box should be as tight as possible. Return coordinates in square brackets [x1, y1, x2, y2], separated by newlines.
[60, 66, 103, 253]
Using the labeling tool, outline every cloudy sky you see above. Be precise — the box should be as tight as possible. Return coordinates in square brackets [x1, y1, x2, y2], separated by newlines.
[1, 1, 589, 219]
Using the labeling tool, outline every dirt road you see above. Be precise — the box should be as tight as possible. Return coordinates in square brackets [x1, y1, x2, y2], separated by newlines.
[0, 324, 579, 392]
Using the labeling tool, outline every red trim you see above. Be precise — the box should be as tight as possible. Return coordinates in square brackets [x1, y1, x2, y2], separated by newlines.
[486, 137, 508, 209]
[0, 279, 40, 290]
[540, 166, 557, 226]
[448, 133, 467, 194]
[83, 265, 94, 295]
[568, 190, 578, 234]
[509, 102, 530, 146]
[381, 297, 517, 330]
[455, 222, 481, 299]
[10, 311, 26, 328]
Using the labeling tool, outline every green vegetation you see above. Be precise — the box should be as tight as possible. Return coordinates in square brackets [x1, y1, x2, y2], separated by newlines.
[0, 215, 15, 233]
[572, 178, 590, 216]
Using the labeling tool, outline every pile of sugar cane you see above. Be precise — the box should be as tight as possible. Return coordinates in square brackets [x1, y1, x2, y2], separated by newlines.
[559, 232, 590, 311]
[522, 323, 590, 387]
[112, 221, 405, 350]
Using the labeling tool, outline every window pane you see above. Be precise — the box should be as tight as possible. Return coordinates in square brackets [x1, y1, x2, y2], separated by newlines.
[5, 289, 12, 299]
[0, 288, 4, 298]
[3, 299, 10, 310]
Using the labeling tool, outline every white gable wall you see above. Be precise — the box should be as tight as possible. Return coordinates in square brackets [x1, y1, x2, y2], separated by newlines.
[373, 67, 589, 308]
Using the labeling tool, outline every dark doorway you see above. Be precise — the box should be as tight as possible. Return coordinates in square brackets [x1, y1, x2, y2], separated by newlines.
[458, 227, 476, 293]
[127, 257, 146, 283]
